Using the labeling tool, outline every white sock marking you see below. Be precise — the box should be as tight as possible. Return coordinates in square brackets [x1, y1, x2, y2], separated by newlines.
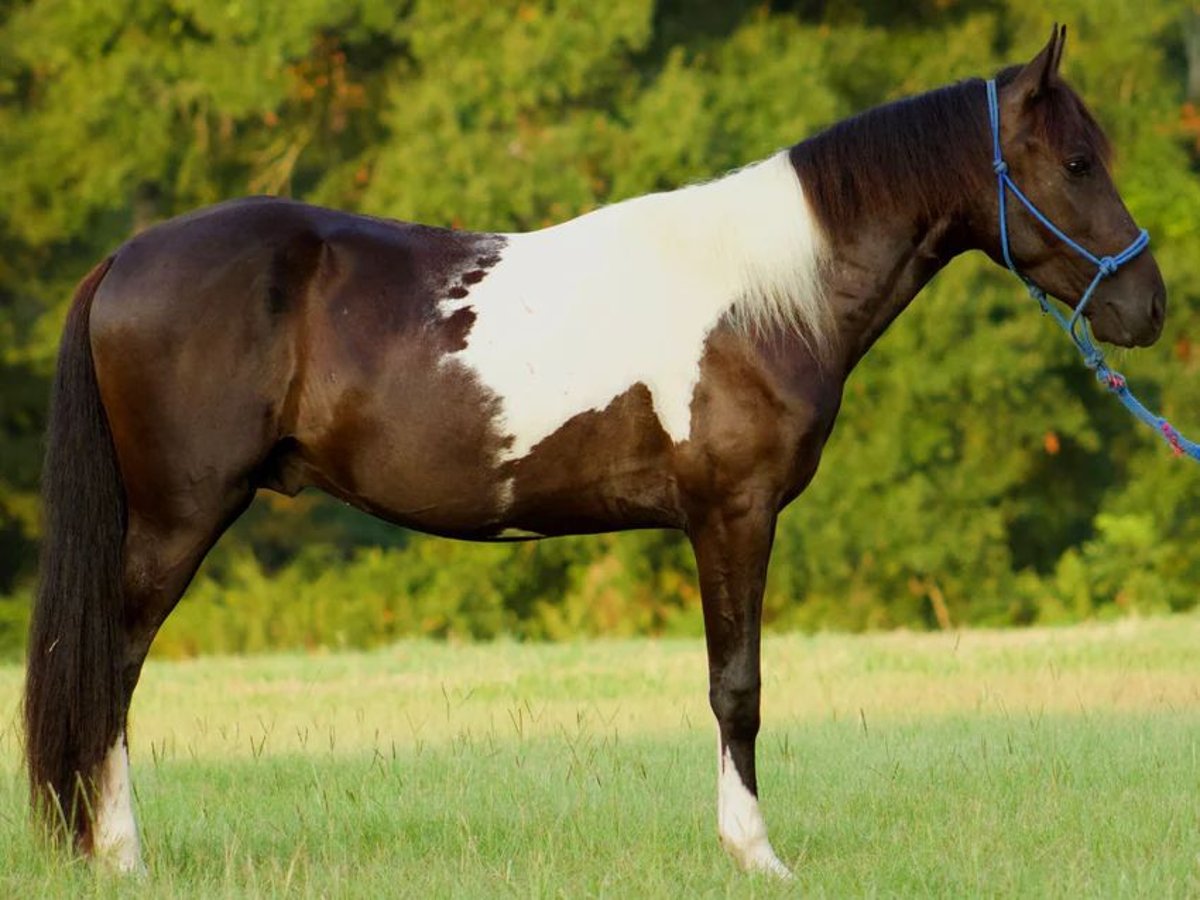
[717, 740, 792, 878]
[93, 733, 144, 874]
[441, 153, 828, 461]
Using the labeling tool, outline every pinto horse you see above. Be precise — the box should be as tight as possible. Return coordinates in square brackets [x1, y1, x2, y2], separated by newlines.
[25, 27, 1165, 876]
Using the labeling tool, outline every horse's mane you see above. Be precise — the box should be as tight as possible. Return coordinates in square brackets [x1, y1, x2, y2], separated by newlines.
[790, 72, 1112, 247]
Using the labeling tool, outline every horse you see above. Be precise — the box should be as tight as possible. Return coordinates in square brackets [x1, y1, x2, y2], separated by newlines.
[25, 25, 1165, 877]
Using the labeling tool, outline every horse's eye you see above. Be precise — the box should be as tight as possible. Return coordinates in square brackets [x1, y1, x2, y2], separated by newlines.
[1064, 156, 1092, 176]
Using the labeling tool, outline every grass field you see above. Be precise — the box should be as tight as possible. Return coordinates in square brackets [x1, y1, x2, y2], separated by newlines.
[1, 617, 1199, 897]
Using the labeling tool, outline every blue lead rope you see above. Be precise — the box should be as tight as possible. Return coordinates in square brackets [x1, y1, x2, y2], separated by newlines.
[985, 78, 1200, 460]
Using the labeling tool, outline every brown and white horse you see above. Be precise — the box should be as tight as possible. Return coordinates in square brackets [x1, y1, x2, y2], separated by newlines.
[25, 27, 1164, 876]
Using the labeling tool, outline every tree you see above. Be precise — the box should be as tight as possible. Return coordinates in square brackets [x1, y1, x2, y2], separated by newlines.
[2, 1, 1198, 653]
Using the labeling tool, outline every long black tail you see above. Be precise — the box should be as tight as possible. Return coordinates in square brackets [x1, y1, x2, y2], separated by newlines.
[24, 257, 127, 848]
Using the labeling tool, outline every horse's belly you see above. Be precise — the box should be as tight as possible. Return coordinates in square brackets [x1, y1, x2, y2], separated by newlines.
[292, 344, 684, 539]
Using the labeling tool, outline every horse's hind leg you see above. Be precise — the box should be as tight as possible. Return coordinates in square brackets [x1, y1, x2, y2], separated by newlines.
[92, 480, 254, 871]
[83, 254, 293, 867]
[689, 500, 791, 878]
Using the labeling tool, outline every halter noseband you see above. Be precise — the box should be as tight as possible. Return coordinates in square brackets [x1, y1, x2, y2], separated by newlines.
[985, 78, 1198, 460]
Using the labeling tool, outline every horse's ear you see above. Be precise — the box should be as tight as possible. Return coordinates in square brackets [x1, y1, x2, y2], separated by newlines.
[1050, 24, 1067, 77]
[1010, 23, 1065, 105]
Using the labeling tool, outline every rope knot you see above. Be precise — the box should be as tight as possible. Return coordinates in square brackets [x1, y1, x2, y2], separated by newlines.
[1098, 256, 1118, 277]
[992, 159, 1008, 175]
[1103, 372, 1126, 391]
[1160, 421, 1185, 457]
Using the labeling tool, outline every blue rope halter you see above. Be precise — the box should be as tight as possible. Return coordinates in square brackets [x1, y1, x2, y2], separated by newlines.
[986, 78, 1200, 460]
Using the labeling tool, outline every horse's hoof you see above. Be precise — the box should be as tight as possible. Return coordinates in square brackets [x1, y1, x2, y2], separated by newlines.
[721, 835, 794, 879]
[93, 841, 146, 877]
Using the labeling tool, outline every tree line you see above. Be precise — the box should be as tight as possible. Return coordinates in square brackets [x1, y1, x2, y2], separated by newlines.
[1, 0, 1199, 656]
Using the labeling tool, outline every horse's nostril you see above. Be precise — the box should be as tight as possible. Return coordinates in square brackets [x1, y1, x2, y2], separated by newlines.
[1151, 291, 1166, 329]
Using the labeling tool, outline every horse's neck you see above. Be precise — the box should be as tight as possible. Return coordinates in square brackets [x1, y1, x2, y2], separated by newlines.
[822, 215, 965, 373]
[783, 80, 990, 373]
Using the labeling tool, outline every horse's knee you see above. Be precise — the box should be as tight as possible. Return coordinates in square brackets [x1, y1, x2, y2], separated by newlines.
[709, 679, 762, 742]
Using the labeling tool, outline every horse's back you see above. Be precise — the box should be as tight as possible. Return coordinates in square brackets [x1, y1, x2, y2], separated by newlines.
[93, 196, 489, 326]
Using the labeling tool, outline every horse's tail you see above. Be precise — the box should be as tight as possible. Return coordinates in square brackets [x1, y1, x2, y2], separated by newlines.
[24, 256, 127, 847]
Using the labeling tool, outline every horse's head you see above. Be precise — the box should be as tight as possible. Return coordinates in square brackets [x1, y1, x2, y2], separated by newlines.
[986, 26, 1165, 347]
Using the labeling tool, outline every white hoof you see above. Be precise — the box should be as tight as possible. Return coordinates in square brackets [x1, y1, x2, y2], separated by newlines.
[721, 833, 794, 879]
[94, 839, 146, 876]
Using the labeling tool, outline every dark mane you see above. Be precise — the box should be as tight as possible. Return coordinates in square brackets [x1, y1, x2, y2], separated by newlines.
[790, 73, 1112, 247]
[789, 79, 992, 246]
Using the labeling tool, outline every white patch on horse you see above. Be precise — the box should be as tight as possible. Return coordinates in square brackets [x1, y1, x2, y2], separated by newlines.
[441, 152, 828, 461]
[496, 527, 546, 538]
[717, 740, 791, 878]
[496, 477, 515, 511]
[93, 732, 144, 874]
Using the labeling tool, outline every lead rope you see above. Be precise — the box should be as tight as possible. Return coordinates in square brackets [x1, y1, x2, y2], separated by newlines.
[985, 78, 1200, 459]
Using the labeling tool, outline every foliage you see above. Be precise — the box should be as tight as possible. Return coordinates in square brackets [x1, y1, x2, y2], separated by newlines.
[153, 531, 702, 657]
[1, 1, 1199, 655]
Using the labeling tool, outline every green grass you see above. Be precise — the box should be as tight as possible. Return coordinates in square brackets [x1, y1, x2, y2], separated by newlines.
[2, 617, 1200, 896]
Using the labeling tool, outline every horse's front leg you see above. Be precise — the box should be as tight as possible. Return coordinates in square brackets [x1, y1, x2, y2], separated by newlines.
[688, 499, 791, 878]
